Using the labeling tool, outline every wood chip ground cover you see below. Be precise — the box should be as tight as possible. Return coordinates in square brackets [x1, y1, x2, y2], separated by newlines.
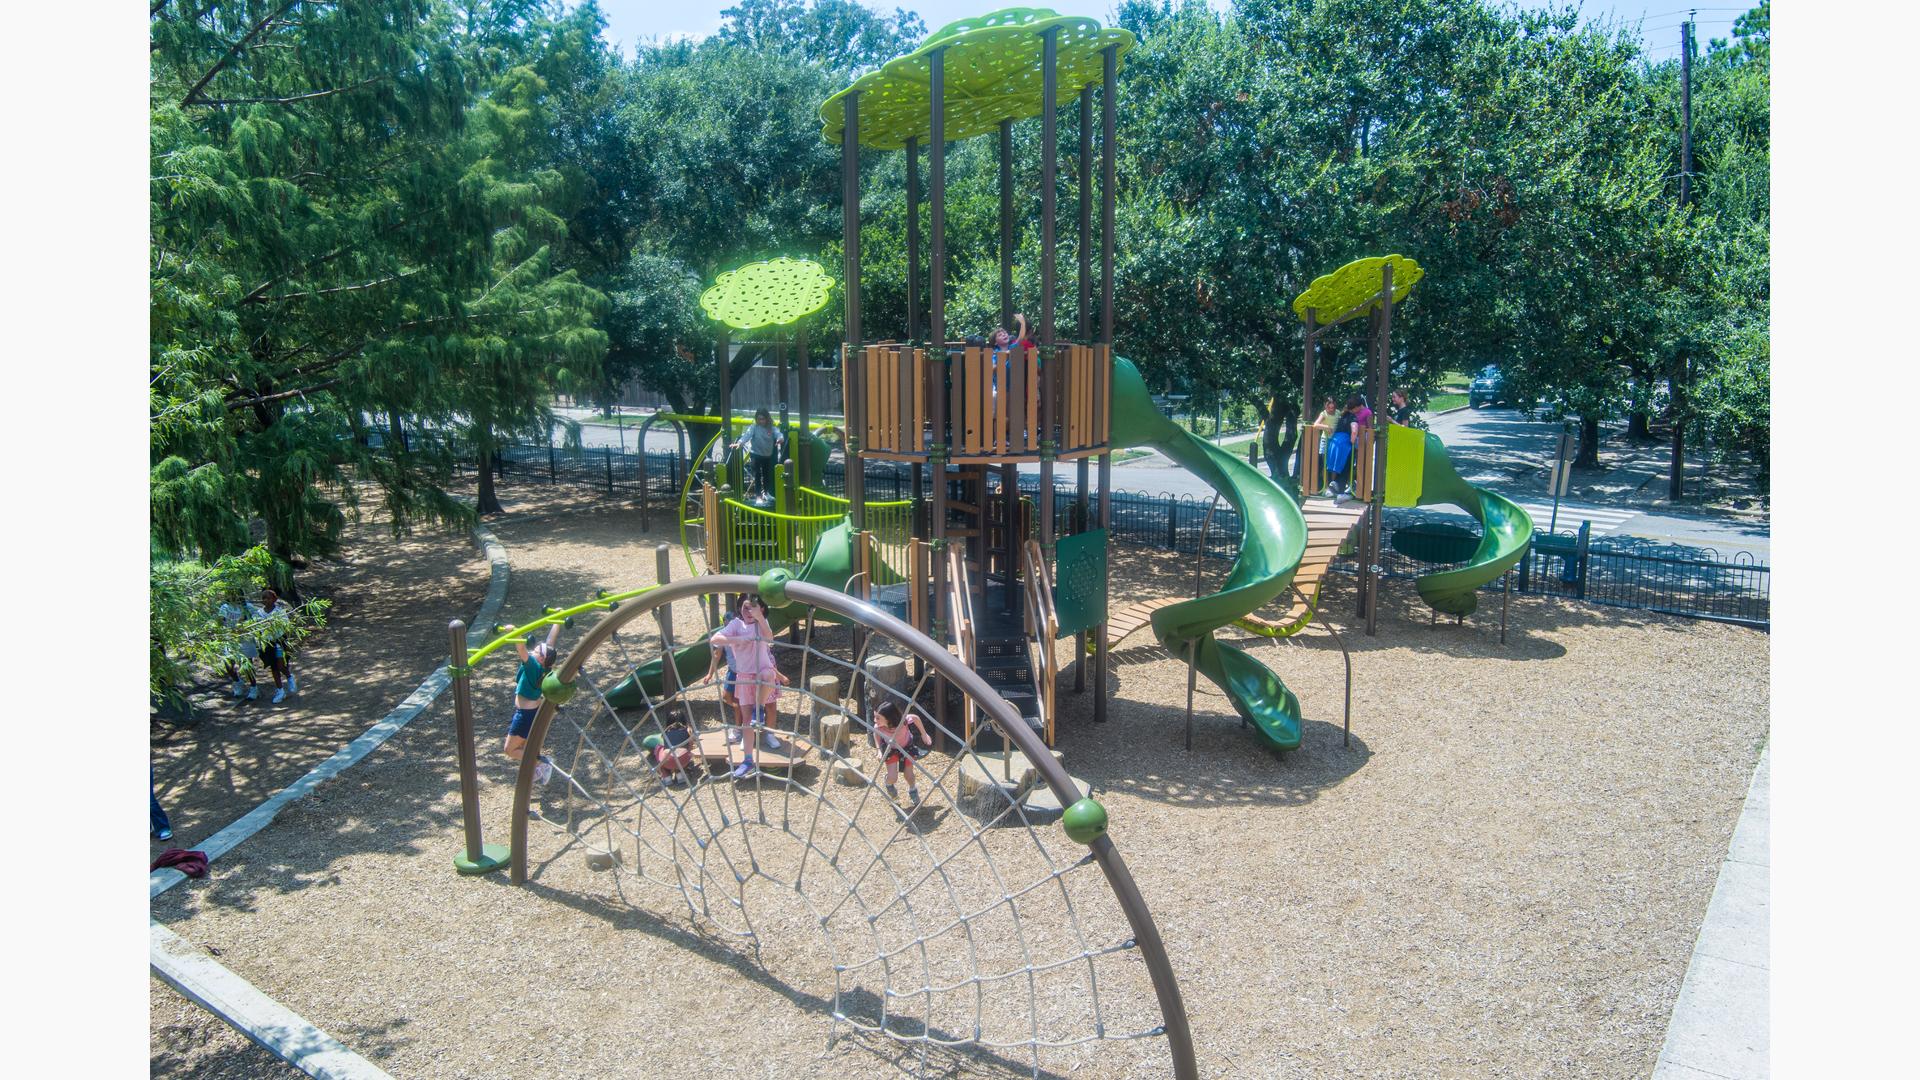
[152, 488, 1767, 1078]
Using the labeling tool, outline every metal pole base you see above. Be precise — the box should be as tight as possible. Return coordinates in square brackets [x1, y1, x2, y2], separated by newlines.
[454, 844, 510, 876]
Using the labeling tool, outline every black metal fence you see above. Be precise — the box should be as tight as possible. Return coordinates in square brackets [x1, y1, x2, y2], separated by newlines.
[447, 435, 1769, 630]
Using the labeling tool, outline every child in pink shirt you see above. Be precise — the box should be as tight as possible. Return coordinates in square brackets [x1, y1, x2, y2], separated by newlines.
[709, 594, 789, 778]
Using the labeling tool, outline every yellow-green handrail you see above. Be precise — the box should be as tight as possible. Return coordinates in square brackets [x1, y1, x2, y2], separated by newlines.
[463, 585, 662, 668]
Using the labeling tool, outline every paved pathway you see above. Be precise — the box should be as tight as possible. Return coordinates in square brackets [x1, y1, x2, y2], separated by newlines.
[1653, 745, 1770, 1079]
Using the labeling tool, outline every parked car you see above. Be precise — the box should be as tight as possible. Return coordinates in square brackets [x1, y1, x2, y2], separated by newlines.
[1468, 365, 1508, 408]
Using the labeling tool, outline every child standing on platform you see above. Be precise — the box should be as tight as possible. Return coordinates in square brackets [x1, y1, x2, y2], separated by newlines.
[710, 594, 790, 778]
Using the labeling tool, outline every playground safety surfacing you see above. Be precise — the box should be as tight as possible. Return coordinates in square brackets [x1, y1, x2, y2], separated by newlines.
[152, 510, 1767, 1079]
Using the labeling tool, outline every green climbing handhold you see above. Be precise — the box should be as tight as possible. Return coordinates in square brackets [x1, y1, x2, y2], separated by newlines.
[758, 567, 794, 609]
[541, 672, 577, 705]
[1062, 797, 1108, 845]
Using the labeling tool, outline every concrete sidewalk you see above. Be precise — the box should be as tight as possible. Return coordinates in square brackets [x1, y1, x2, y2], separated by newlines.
[1653, 744, 1769, 1079]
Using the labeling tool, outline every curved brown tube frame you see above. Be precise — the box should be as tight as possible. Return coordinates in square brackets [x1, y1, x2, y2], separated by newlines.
[507, 574, 1198, 1079]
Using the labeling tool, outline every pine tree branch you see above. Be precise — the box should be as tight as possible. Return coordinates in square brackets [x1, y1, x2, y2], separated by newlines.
[227, 379, 342, 411]
[238, 210, 428, 306]
[243, 270, 418, 306]
[180, 0, 300, 107]
[189, 73, 393, 108]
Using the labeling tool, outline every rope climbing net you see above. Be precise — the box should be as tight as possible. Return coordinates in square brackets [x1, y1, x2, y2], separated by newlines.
[493, 575, 1194, 1078]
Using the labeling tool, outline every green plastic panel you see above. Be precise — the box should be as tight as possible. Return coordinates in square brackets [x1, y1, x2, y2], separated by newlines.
[699, 258, 834, 330]
[819, 8, 1136, 150]
[1291, 254, 1424, 325]
[1052, 528, 1109, 638]
[1383, 422, 1426, 507]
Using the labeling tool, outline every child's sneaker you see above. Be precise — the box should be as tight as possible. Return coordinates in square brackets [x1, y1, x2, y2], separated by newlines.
[289, 674, 299, 694]
[885, 784, 899, 802]
[246, 685, 258, 701]
[230, 680, 244, 698]
[726, 726, 742, 745]
[907, 786, 922, 806]
[533, 756, 554, 785]
[730, 758, 756, 780]
[272, 688, 287, 704]
[761, 730, 782, 752]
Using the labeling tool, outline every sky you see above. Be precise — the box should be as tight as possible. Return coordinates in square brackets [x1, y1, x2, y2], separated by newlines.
[585, 1, 1758, 64]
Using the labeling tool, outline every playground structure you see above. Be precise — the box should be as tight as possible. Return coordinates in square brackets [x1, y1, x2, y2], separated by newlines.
[437, 9, 1538, 1078]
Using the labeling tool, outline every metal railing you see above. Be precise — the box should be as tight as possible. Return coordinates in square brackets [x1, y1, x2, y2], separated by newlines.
[419, 432, 1767, 630]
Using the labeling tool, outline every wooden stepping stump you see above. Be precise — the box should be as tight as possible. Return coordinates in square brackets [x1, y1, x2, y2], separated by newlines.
[807, 674, 841, 746]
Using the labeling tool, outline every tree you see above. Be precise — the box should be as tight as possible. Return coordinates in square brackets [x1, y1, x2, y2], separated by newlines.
[149, 545, 328, 714]
[150, 1, 606, 572]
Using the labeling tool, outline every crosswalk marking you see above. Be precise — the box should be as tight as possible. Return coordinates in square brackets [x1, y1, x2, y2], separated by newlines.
[1512, 502, 1639, 536]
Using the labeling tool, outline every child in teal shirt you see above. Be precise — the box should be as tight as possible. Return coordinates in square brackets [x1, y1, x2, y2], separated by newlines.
[505, 623, 562, 785]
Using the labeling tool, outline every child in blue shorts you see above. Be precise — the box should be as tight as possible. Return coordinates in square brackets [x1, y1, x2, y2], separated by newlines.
[505, 623, 563, 785]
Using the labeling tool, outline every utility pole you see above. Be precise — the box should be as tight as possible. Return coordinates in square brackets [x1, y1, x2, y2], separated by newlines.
[1669, 13, 1693, 501]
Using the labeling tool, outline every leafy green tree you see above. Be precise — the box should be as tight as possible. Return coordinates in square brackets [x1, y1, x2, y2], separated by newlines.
[150, 1, 606, 573]
[149, 545, 328, 714]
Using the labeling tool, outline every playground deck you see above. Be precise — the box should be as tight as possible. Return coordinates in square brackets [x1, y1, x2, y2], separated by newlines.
[1104, 496, 1369, 648]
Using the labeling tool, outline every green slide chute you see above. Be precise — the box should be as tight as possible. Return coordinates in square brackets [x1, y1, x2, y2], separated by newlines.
[1387, 430, 1534, 616]
[1108, 357, 1311, 751]
[604, 520, 863, 709]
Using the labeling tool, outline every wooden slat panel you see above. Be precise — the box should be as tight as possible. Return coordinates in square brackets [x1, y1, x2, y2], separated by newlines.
[1078, 346, 1092, 449]
[913, 349, 926, 452]
[969, 347, 986, 454]
[1025, 350, 1040, 451]
[994, 351, 1009, 454]
[896, 346, 912, 457]
[864, 346, 885, 451]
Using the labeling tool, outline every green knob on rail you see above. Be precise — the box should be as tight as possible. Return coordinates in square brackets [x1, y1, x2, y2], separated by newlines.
[758, 567, 794, 609]
[642, 733, 663, 751]
[1062, 798, 1108, 845]
[541, 672, 577, 705]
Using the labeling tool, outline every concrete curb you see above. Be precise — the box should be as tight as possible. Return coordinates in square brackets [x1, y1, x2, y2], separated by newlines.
[1653, 744, 1770, 1079]
[151, 922, 394, 1079]
[150, 523, 509, 1078]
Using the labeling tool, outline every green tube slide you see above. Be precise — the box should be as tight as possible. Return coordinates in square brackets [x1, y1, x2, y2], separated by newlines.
[1109, 357, 1311, 751]
[1395, 431, 1534, 616]
[604, 520, 863, 709]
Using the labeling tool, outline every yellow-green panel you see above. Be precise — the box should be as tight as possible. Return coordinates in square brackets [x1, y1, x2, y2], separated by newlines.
[699, 258, 834, 330]
[1292, 254, 1424, 325]
[1384, 423, 1426, 508]
[819, 8, 1135, 150]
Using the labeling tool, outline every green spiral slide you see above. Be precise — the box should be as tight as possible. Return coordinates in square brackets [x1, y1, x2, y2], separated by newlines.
[1108, 357, 1312, 751]
[1380, 424, 1534, 616]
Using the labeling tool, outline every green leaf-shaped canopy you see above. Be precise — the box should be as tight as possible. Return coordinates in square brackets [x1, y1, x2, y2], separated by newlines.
[820, 7, 1135, 151]
[699, 258, 835, 331]
[1292, 255, 1425, 326]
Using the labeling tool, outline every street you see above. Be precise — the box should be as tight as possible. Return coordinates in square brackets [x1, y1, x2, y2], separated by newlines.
[546, 404, 1769, 561]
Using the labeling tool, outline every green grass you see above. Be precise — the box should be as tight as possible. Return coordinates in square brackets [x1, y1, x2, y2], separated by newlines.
[1428, 392, 1468, 412]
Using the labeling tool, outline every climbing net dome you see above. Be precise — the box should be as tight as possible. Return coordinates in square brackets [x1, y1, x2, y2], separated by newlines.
[484, 573, 1191, 1076]
[820, 7, 1136, 150]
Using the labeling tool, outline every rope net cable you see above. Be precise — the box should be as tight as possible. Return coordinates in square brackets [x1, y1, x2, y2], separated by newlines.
[505, 597, 1172, 1077]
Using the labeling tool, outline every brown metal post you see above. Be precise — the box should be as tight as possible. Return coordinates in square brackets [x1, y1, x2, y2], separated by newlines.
[1038, 28, 1059, 566]
[1363, 262, 1394, 637]
[1078, 87, 1092, 341]
[716, 326, 732, 456]
[1301, 309, 1318, 484]
[1093, 44, 1117, 726]
[906, 136, 921, 342]
[928, 47, 949, 734]
[842, 91, 864, 523]
[1040, 28, 1059, 347]
[796, 323, 810, 484]
[655, 543, 675, 647]
[448, 620, 485, 870]
[998, 118, 1013, 330]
